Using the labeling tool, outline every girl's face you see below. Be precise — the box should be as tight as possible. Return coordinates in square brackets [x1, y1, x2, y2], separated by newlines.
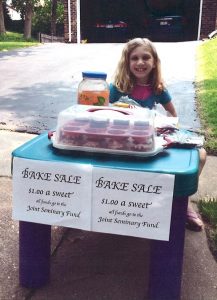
[129, 45, 155, 85]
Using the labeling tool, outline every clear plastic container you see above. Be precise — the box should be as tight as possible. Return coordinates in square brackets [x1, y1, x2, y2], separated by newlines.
[78, 71, 109, 106]
[53, 105, 159, 156]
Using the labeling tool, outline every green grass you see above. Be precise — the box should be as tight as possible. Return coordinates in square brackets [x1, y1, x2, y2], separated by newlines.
[198, 197, 217, 225]
[198, 197, 217, 260]
[196, 39, 217, 260]
[0, 31, 39, 51]
[196, 38, 217, 155]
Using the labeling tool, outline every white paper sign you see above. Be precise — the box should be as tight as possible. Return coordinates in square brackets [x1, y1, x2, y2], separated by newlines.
[92, 168, 175, 241]
[12, 157, 92, 230]
[12, 158, 175, 241]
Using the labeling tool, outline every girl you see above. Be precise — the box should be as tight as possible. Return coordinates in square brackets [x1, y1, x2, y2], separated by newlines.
[110, 37, 206, 231]
[109, 37, 177, 116]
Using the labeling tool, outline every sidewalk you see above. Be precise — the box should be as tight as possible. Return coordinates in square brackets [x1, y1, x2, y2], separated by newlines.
[0, 130, 217, 300]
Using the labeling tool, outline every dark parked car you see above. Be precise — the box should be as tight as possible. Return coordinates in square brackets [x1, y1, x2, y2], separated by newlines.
[91, 20, 129, 43]
[147, 15, 187, 42]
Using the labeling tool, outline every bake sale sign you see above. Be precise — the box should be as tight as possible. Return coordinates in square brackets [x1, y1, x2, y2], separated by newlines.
[12, 157, 175, 241]
[12, 157, 93, 230]
[92, 168, 174, 241]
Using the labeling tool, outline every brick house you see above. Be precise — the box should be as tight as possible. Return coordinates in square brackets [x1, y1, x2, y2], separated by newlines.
[64, 0, 217, 43]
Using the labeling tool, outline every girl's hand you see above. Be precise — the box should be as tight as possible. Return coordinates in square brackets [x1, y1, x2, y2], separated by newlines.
[163, 102, 177, 117]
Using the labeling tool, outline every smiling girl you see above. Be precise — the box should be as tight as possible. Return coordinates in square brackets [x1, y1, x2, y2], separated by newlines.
[109, 37, 177, 116]
[109, 38, 206, 231]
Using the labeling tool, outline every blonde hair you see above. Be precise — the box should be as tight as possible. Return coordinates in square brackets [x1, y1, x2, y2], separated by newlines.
[113, 38, 165, 94]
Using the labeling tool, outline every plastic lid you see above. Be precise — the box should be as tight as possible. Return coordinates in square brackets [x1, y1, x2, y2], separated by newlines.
[82, 71, 107, 79]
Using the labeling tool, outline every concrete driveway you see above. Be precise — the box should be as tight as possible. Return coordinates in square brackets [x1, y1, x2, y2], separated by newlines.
[0, 41, 201, 133]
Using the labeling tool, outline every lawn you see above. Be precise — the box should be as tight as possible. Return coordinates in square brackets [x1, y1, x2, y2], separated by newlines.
[196, 38, 217, 155]
[196, 38, 217, 261]
[0, 31, 39, 51]
[198, 197, 217, 261]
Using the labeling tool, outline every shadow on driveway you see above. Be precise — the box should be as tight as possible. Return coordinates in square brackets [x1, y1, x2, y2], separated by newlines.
[0, 81, 76, 133]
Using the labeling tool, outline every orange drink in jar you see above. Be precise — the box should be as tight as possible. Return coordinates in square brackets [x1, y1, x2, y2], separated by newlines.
[78, 90, 109, 106]
[78, 71, 109, 106]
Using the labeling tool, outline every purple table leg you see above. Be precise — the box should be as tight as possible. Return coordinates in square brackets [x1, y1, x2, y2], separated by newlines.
[19, 221, 51, 288]
[148, 196, 188, 300]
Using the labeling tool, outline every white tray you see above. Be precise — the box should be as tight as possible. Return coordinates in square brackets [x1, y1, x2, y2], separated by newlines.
[51, 135, 165, 157]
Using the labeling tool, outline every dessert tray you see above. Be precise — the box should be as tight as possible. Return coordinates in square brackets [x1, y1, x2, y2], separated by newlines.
[51, 133, 164, 157]
[50, 105, 165, 157]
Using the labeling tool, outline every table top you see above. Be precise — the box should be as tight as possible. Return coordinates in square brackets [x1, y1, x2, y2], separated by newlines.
[12, 132, 199, 196]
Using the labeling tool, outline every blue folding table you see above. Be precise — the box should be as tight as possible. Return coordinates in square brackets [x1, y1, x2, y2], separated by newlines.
[12, 132, 199, 300]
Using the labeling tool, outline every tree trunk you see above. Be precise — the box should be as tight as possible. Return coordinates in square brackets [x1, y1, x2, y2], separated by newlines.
[51, 0, 57, 36]
[24, 1, 33, 39]
[0, 0, 6, 34]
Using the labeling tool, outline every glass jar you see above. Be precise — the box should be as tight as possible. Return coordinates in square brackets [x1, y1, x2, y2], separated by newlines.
[78, 71, 109, 106]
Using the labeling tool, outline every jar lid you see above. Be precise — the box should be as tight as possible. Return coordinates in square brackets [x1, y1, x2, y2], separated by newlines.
[82, 71, 107, 80]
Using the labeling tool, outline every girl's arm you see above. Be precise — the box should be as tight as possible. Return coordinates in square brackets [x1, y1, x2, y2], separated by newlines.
[109, 84, 124, 103]
[162, 102, 177, 117]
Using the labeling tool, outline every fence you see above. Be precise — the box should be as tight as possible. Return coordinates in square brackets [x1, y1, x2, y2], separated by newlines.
[39, 33, 65, 43]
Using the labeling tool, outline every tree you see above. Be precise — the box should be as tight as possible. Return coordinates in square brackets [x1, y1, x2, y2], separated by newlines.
[50, 0, 64, 36]
[11, 0, 63, 38]
[24, 1, 34, 39]
[51, 0, 57, 35]
[12, 0, 40, 39]
[32, 0, 63, 36]
[0, 0, 6, 34]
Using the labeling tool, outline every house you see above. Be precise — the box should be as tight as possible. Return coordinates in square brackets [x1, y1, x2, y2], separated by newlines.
[63, 0, 217, 43]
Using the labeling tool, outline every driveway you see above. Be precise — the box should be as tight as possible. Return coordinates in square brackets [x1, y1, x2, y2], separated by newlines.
[0, 41, 201, 133]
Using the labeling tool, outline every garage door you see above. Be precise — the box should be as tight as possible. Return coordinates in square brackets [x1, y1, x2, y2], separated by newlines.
[80, 0, 201, 42]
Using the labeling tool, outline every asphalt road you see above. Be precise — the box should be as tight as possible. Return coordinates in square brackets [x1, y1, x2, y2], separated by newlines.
[0, 41, 201, 134]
